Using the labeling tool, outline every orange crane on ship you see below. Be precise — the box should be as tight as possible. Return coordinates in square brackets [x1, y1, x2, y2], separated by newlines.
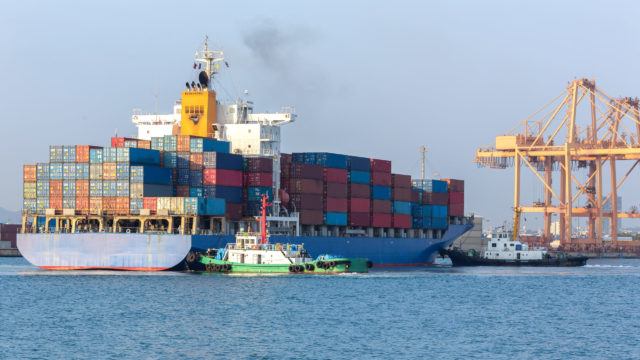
[475, 79, 640, 249]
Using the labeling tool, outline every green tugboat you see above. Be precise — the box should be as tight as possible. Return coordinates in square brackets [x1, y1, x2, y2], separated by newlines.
[191, 195, 372, 274]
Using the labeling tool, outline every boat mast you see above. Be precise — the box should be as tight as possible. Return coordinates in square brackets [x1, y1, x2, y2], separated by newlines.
[419, 145, 428, 180]
[194, 36, 225, 91]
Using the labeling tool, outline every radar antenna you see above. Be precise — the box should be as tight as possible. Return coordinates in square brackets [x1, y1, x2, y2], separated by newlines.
[195, 36, 225, 91]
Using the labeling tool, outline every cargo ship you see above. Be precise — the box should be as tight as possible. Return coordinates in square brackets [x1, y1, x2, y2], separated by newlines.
[18, 38, 472, 271]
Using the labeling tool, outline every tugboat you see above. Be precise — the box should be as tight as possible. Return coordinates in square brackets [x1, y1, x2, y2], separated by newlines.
[441, 227, 588, 267]
[188, 195, 372, 274]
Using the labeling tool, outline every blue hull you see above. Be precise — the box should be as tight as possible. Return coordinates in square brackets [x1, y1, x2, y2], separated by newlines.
[191, 223, 472, 266]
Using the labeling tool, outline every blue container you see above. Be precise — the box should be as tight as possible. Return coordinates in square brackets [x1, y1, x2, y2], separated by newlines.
[189, 187, 203, 198]
[116, 163, 130, 180]
[189, 170, 203, 187]
[89, 148, 103, 164]
[129, 166, 172, 185]
[163, 135, 177, 152]
[431, 217, 448, 230]
[151, 137, 164, 151]
[432, 205, 448, 218]
[203, 152, 243, 170]
[62, 146, 76, 162]
[139, 184, 173, 197]
[49, 163, 63, 180]
[432, 180, 448, 193]
[325, 212, 348, 226]
[36, 181, 49, 197]
[190, 137, 230, 153]
[75, 164, 90, 180]
[349, 170, 371, 184]
[103, 148, 118, 163]
[203, 185, 243, 203]
[177, 152, 190, 169]
[36, 163, 49, 180]
[246, 186, 274, 202]
[244, 201, 262, 216]
[163, 152, 177, 168]
[412, 217, 423, 229]
[411, 203, 423, 217]
[202, 198, 226, 216]
[102, 181, 117, 197]
[176, 167, 190, 185]
[411, 179, 447, 193]
[292, 152, 348, 169]
[62, 163, 76, 180]
[117, 148, 161, 166]
[393, 201, 412, 215]
[421, 205, 433, 218]
[372, 185, 391, 200]
[347, 156, 371, 171]
[49, 146, 64, 163]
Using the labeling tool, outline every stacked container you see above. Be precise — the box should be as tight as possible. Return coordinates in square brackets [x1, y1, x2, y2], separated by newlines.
[243, 157, 274, 216]
[23, 165, 37, 215]
[391, 174, 412, 229]
[202, 151, 244, 220]
[411, 179, 449, 230]
[317, 153, 348, 226]
[445, 179, 465, 217]
[347, 156, 371, 227]
[370, 159, 392, 227]
[287, 157, 324, 225]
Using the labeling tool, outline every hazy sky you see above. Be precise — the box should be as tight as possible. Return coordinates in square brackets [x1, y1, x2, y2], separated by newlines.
[2, 0, 640, 228]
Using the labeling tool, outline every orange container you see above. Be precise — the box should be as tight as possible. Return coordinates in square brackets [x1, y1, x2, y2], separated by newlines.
[143, 197, 157, 212]
[116, 197, 130, 214]
[177, 135, 191, 152]
[75, 180, 90, 197]
[49, 180, 63, 197]
[23, 165, 37, 182]
[102, 197, 116, 212]
[89, 197, 102, 213]
[76, 197, 89, 212]
[137, 140, 151, 149]
[49, 196, 62, 210]
[102, 163, 117, 180]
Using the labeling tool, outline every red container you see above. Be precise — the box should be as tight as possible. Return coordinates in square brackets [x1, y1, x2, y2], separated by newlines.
[372, 213, 392, 227]
[325, 197, 348, 212]
[424, 192, 449, 205]
[49, 180, 63, 197]
[280, 153, 292, 167]
[370, 159, 392, 173]
[176, 185, 190, 197]
[449, 203, 464, 216]
[75, 180, 89, 197]
[111, 137, 126, 148]
[392, 214, 411, 229]
[391, 174, 411, 189]
[449, 191, 464, 204]
[349, 198, 370, 213]
[75, 145, 100, 163]
[443, 178, 465, 192]
[349, 184, 370, 198]
[143, 197, 157, 211]
[290, 164, 324, 180]
[392, 188, 412, 202]
[177, 135, 191, 152]
[371, 171, 392, 186]
[203, 169, 243, 186]
[411, 189, 421, 203]
[23, 165, 37, 182]
[290, 194, 323, 210]
[190, 153, 203, 170]
[349, 212, 371, 227]
[290, 179, 323, 194]
[245, 157, 273, 172]
[325, 182, 347, 198]
[372, 200, 392, 214]
[299, 210, 324, 225]
[246, 172, 273, 187]
[49, 195, 62, 210]
[324, 168, 348, 184]
[226, 203, 243, 220]
[76, 197, 89, 212]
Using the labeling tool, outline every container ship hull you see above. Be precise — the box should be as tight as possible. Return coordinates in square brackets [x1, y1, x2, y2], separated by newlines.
[17, 224, 471, 271]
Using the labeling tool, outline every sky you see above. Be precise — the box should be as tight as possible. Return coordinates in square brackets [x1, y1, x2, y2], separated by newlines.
[2, 0, 640, 228]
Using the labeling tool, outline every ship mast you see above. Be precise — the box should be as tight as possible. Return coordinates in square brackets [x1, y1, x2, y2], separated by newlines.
[194, 36, 225, 91]
[419, 145, 428, 181]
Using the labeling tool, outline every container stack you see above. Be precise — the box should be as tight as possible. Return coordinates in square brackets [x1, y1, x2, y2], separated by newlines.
[411, 179, 449, 230]
[391, 174, 412, 229]
[347, 156, 371, 227]
[445, 179, 465, 217]
[243, 157, 274, 216]
[202, 151, 244, 220]
[287, 160, 324, 225]
[370, 159, 392, 228]
[318, 153, 348, 226]
[23, 165, 37, 215]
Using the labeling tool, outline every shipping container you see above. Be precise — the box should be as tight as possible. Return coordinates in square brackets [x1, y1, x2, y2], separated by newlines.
[76, 145, 100, 163]
[143, 197, 157, 212]
[75, 180, 89, 197]
[116, 180, 129, 197]
[348, 183, 370, 198]
[392, 201, 412, 215]
[443, 178, 465, 192]
[203, 169, 243, 187]
[49, 163, 63, 180]
[347, 156, 371, 171]
[412, 179, 448, 193]
[325, 182, 348, 198]
[245, 172, 273, 187]
[190, 137, 230, 153]
[371, 185, 392, 200]
[156, 197, 171, 212]
[36, 163, 49, 180]
[391, 174, 412, 189]
[190, 153, 203, 170]
[224, 203, 242, 220]
[290, 163, 323, 180]
[370, 159, 392, 173]
[62, 146, 76, 163]
[372, 200, 392, 214]
[36, 181, 49, 197]
[349, 170, 371, 184]
[23, 165, 37, 182]
[371, 213, 392, 228]
[449, 203, 464, 217]
[163, 152, 177, 168]
[36, 197, 49, 214]
[103, 148, 118, 163]
[49, 195, 62, 210]
[62, 163, 77, 180]
[289, 179, 323, 195]
[189, 170, 203, 187]
[115, 197, 130, 214]
[23, 199, 36, 214]
[116, 148, 161, 166]
[130, 183, 173, 198]
[49, 145, 64, 163]
[244, 157, 273, 172]
[348, 198, 370, 213]
[176, 152, 190, 169]
[151, 137, 164, 151]
[203, 152, 243, 170]
[137, 140, 151, 149]
[89, 197, 102, 213]
[324, 168, 348, 184]
[325, 197, 348, 212]
[129, 198, 143, 214]
[176, 185, 190, 197]
[325, 212, 347, 226]
[392, 187, 412, 202]
[129, 166, 172, 185]
[75, 163, 90, 180]
[423, 192, 449, 205]
[49, 180, 63, 197]
[290, 194, 323, 210]
[62, 180, 76, 197]
[23, 182, 36, 199]
[116, 163, 130, 180]
[203, 185, 243, 203]
[162, 135, 177, 152]
[299, 210, 324, 225]
[62, 197, 76, 210]
[89, 148, 103, 164]
[102, 180, 117, 197]
[189, 187, 203, 198]
[246, 186, 274, 202]
[293, 152, 348, 169]
[76, 197, 89, 212]
[371, 171, 392, 186]
[89, 181, 103, 197]
[102, 163, 117, 180]
[349, 212, 370, 227]
[392, 214, 412, 229]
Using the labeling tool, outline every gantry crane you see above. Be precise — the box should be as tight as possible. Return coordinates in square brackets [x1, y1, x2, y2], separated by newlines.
[476, 79, 640, 248]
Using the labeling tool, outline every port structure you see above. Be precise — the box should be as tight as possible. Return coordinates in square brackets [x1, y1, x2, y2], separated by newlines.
[475, 79, 640, 248]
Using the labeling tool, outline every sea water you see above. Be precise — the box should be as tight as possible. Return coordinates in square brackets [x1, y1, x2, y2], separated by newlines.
[1, 257, 639, 359]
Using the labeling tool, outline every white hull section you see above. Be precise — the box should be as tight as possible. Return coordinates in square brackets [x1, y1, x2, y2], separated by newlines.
[17, 233, 192, 271]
